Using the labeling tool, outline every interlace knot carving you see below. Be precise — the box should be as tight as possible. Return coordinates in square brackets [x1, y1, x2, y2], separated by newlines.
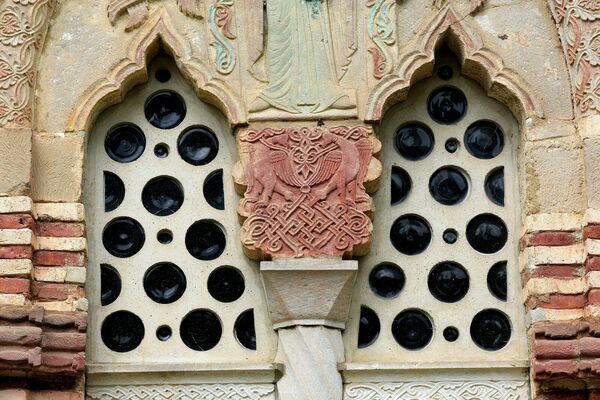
[237, 126, 378, 259]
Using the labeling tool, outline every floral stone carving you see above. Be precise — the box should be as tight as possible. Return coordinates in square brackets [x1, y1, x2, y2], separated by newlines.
[108, 0, 204, 31]
[235, 126, 380, 260]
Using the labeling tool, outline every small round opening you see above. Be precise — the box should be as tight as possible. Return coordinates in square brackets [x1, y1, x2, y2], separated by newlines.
[443, 229, 458, 244]
[445, 138, 459, 153]
[438, 65, 454, 80]
[155, 69, 171, 83]
[443, 326, 459, 342]
[156, 325, 172, 341]
[157, 229, 173, 244]
[154, 143, 169, 158]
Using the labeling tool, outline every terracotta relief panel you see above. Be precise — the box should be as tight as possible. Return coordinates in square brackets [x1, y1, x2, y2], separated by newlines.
[235, 125, 381, 260]
[0, 0, 54, 127]
[549, 0, 600, 115]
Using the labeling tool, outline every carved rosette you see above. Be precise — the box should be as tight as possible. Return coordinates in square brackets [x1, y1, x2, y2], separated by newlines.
[0, 0, 55, 127]
[550, 0, 600, 115]
[235, 126, 380, 260]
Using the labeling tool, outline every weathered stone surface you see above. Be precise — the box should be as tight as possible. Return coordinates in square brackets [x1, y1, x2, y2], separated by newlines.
[0, 129, 31, 196]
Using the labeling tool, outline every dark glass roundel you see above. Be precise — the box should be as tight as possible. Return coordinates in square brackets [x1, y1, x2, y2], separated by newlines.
[157, 229, 173, 244]
[428, 262, 469, 303]
[154, 143, 169, 158]
[358, 306, 380, 348]
[102, 217, 145, 258]
[394, 123, 434, 161]
[443, 229, 458, 244]
[369, 263, 405, 299]
[144, 90, 186, 129]
[391, 167, 411, 206]
[485, 168, 505, 206]
[464, 121, 504, 159]
[429, 167, 469, 205]
[178, 126, 219, 166]
[100, 264, 121, 306]
[470, 309, 511, 351]
[156, 325, 172, 341]
[466, 214, 508, 254]
[443, 326, 459, 342]
[438, 65, 454, 80]
[186, 220, 226, 260]
[392, 310, 433, 350]
[104, 171, 125, 212]
[488, 261, 508, 301]
[155, 69, 171, 83]
[235, 309, 257, 350]
[180, 309, 222, 351]
[142, 176, 184, 216]
[143, 262, 187, 304]
[105, 123, 146, 163]
[101, 311, 144, 352]
[445, 138, 459, 153]
[207, 266, 245, 303]
[390, 215, 432, 255]
[204, 170, 225, 210]
[427, 86, 467, 125]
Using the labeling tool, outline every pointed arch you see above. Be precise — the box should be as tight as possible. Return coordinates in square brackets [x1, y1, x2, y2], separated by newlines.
[66, 6, 246, 133]
[364, 7, 543, 124]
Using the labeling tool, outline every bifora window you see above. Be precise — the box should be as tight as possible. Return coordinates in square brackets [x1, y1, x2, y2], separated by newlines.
[344, 52, 527, 364]
[85, 55, 276, 365]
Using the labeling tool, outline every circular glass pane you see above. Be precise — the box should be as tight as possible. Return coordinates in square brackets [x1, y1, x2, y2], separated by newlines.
[487, 261, 508, 301]
[427, 86, 467, 125]
[358, 306, 380, 348]
[390, 215, 432, 255]
[443, 326, 459, 342]
[466, 214, 508, 254]
[101, 311, 144, 352]
[443, 229, 458, 244]
[157, 229, 173, 244]
[485, 168, 505, 206]
[155, 69, 171, 83]
[154, 143, 169, 158]
[104, 171, 125, 212]
[180, 309, 222, 351]
[178, 126, 219, 166]
[100, 264, 121, 306]
[207, 266, 245, 303]
[142, 176, 184, 216]
[464, 120, 504, 159]
[445, 138, 459, 153]
[143, 262, 187, 304]
[429, 167, 469, 205]
[438, 65, 454, 80]
[428, 262, 469, 303]
[234, 309, 257, 350]
[156, 325, 172, 341]
[392, 310, 433, 350]
[102, 217, 145, 258]
[369, 263, 405, 299]
[144, 90, 186, 129]
[204, 170, 224, 210]
[185, 220, 226, 260]
[470, 309, 511, 351]
[394, 123, 434, 161]
[105, 123, 145, 163]
[391, 167, 411, 206]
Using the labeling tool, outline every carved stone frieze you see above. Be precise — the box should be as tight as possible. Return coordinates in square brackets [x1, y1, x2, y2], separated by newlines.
[549, 0, 600, 115]
[235, 126, 380, 260]
[209, 0, 236, 75]
[86, 384, 276, 400]
[344, 381, 530, 400]
[108, 0, 204, 31]
[0, 0, 54, 127]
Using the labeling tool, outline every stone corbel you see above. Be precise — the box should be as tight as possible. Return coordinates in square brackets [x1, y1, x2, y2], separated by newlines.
[261, 258, 358, 400]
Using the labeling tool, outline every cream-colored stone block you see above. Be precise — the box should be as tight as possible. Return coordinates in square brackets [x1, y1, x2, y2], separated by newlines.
[0, 293, 26, 306]
[0, 260, 32, 276]
[585, 305, 600, 318]
[0, 196, 32, 214]
[31, 132, 84, 203]
[587, 271, 600, 289]
[524, 213, 583, 233]
[523, 140, 585, 215]
[74, 297, 88, 312]
[34, 236, 86, 251]
[524, 119, 576, 142]
[0, 229, 32, 245]
[65, 267, 86, 284]
[525, 277, 587, 296]
[521, 245, 585, 270]
[528, 308, 584, 323]
[36, 300, 75, 312]
[0, 128, 32, 196]
[578, 115, 600, 139]
[584, 137, 600, 210]
[586, 208, 600, 224]
[587, 239, 600, 256]
[34, 202, 85, 222]
[34, 267, 67, 283]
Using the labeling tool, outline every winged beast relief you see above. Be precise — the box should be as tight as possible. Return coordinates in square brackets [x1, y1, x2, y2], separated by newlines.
[237, 126, 379, 260]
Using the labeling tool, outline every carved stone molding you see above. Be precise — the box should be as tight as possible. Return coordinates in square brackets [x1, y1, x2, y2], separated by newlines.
[67, 6, 246, 132]
[344, 381, 530, 399]
[208, 0, 236, 75]
[235, 125, 380, 260]
[108, 0, 204, 31]
[549, 0, 600, 115]
[86, 384, 276, 400]
[365, 6, 542, 122]
[0, 0, 55, 128]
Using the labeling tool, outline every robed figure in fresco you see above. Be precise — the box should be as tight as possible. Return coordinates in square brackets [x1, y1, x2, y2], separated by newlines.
[249, 0, 357, 114]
